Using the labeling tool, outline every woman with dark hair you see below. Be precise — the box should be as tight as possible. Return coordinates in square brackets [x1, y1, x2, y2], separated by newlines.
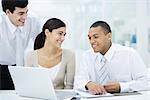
[25, 18, 75, 89]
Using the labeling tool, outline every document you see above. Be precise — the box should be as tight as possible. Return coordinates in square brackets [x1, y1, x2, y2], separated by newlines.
[75, 90, 114, 98]
[63, 90, 142, 100]
[113, 91, 142, 96]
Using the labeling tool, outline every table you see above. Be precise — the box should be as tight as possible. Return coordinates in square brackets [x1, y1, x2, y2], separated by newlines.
[0, 90, 150, 100]
[0, 89, 75, 100]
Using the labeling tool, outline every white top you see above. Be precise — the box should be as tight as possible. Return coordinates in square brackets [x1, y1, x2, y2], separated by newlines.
[39, 62, 61, 82]
[0, 12, 41, 65]
[74, 43, 149, 92]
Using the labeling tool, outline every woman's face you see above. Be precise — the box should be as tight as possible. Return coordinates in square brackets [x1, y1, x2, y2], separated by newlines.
[46, 27, 66, 48]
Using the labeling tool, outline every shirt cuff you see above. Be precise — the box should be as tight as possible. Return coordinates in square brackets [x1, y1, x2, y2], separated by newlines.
[74, 80, 90, 91]
[83, 80, 91, 91]
[119, 82, 130, 93]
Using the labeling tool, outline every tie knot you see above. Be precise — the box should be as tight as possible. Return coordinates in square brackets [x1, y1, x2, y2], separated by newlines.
[101, 56, 107, 63]
[15, 28, 22, 34]
[95, 54, 107, 67]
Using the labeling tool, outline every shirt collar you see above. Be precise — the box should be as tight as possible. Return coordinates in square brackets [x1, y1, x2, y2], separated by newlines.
[90, 49, 104, 62]
[5, 14, 23, 34]
[104, 43, 116, 62]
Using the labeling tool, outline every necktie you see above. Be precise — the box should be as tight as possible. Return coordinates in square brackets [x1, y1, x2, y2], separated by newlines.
[15, 28, 24, 66]
[95, 55, 110, 85]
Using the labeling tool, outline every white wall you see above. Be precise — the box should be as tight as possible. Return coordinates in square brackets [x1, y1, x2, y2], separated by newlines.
[1, 0, 150, 67]
[28, 0, 150, 67]
[136, 0, 150, 68]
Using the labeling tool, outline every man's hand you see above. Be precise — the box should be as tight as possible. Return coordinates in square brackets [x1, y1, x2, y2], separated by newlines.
[85, 81, 106, 95]
[104, 82, 120, 93]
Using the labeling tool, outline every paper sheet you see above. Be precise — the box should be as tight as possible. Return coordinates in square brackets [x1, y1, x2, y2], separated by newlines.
[75, 90, 114, 98]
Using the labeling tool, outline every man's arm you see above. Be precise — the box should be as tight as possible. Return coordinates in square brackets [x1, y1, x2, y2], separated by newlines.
[28, 12, 42, 41]
[74, 52, 90, 91]
[74, 51, 107, 95]
[121, 50, 149, 92]
[105, 50, 149, 93]
[104, 82, 120, 93]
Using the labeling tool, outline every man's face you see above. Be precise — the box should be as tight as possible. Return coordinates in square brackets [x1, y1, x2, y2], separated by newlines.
[6, 7, 28, 27]
[88, 26, 111, 54]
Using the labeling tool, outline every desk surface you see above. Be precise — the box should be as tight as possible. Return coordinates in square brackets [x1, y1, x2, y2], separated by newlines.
[0, 90, 150, 100]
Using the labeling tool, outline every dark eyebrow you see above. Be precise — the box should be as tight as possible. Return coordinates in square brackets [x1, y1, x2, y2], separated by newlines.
[18, 12, 25, 14]
[18, 9, 28, 14]
[58, 31, 64, 33]
[88, 33, 99, 37]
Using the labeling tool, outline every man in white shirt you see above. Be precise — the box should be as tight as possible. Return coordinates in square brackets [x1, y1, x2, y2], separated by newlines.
[74, 21, 149, 95]
[0, 0, 41, 90]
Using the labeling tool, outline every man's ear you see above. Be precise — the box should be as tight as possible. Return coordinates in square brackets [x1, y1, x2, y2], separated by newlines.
[6, 9, 11, 15]
[107, 32, 112, 40]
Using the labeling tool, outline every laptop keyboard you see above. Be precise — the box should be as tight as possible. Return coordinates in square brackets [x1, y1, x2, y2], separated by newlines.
[55, 90, 76, 100]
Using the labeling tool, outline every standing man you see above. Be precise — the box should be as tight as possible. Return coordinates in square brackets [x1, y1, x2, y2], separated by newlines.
[74, 21, 149, 94]
[0, 0, 41, 90]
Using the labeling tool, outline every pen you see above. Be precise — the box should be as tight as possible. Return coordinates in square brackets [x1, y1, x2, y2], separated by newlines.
[70, 92, 81, 100]
[70, 97, 81, 100]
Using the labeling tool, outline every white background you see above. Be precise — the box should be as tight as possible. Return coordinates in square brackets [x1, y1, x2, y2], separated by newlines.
[1, 0, 150, 67]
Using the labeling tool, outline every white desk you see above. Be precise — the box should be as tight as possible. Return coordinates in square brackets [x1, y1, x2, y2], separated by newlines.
[0, 90, 150, 100]
[81, 91, 150, 100]
[0, 89, 75, 100]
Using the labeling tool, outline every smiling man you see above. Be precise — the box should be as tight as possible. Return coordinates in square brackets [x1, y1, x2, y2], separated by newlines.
[74, 21, 149, 95]
[0, 0, 41, 90]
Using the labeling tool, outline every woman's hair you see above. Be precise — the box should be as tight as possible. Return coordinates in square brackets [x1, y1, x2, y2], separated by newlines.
[34, 18, 66, 50]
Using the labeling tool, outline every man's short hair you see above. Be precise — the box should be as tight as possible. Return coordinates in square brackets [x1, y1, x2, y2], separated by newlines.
[2, 0, 28, 13]
[90, 21, 111, 33]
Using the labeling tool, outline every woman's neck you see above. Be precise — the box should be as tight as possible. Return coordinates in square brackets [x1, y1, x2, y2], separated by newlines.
[39, 43, 62, 58]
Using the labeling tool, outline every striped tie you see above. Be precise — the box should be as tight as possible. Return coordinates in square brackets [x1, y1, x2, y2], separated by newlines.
[95, 55, 110, 85]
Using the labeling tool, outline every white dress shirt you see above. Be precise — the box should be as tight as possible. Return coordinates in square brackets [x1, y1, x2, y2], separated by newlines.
[74, 43, 149, 92]
[0, 12, 41, 65]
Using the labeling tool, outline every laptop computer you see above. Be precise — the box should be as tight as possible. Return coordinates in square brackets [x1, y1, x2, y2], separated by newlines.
[8, 66, 58, 100]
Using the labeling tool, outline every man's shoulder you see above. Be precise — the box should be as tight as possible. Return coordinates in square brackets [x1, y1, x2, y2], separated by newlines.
[0, 13, 6, 30]
[26, 12, 40, 22]
[114, 43, 136, 54]
[24, 12, 41, 34]
[0, 13, 5, 25]
[82, 49, 97, 58]
[85, 49, 95, 54]
[0, 14, 2, 24]
[27, 12, 38, 18]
